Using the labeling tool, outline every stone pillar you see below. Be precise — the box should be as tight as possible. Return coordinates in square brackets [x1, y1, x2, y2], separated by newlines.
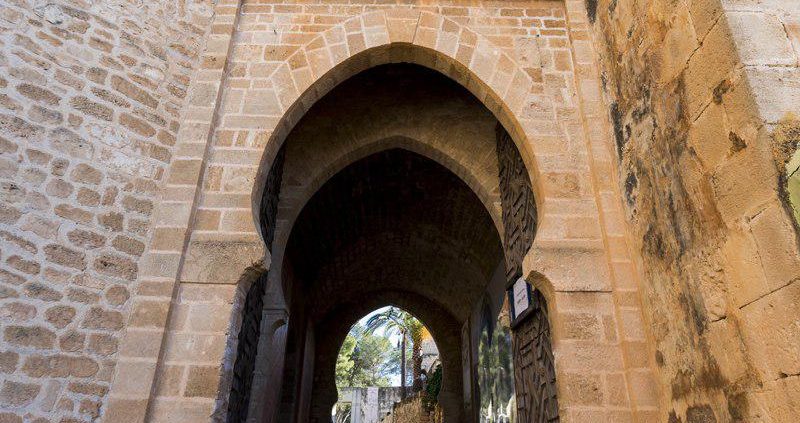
[438, 389, 463, 423]
[364, 388, 379, 423]
[246, 307, 288, 423]
[355, 389, 365, 423]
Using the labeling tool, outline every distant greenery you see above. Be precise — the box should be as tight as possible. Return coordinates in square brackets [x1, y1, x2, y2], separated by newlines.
[336, 323, 397, 388]
[423, 364, 442, 409]
[364, 307, 425, 391]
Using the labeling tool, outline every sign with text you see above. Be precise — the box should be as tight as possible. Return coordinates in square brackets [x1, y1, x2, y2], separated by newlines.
[508, 277, 532, 324]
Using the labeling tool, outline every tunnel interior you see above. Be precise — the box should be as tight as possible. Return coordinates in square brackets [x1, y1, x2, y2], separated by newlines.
[250, 63, 530, 422]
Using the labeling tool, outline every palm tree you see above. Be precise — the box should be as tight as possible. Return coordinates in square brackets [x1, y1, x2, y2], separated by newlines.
[364, 307, 425, 396]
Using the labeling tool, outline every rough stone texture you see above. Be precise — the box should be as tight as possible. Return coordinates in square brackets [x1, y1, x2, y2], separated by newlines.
[0, 0, 213, 421]
[591, 0, 800, 421]
[2, 0, 798, 422]
[122, 1, 658, 421]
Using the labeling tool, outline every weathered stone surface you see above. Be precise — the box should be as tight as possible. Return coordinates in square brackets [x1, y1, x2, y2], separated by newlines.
[43, 244, 86, 270]
[70, 163, 103, 185]
[44, 305, 76, 329]
[81, 307, 124, 331]
[184, 366, 220, 398]
[592, 0, 800, 420]
[180, 241, 264, 284]
[87, 334, 118, 356]
[0, 351, 19, 373]
[4, 326, 55, 349]
[0, 380, 40, 408]
[0, 4, 207, 416]
[0, 302, 36, 323]
[67, 229, 106, 249]
[0, 1, 797, 422]
[93, 253, 137, 281]
[22, 354, 99, 378]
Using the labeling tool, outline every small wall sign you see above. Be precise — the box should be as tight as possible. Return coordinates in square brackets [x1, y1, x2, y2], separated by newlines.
[508, 277, 532, 325]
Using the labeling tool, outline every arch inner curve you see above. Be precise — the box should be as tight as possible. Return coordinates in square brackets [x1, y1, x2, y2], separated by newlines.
[230, 58, 551, 423]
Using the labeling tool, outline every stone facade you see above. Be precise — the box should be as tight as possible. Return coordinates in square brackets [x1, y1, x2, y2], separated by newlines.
[0, 1, 213, 422]
[0, 0, 796, 423]
[590, 0, 800, 421]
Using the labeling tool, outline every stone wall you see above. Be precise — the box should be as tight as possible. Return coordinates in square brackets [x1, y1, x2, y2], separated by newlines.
[589, 0, 800, 421]
[379, 394, 442, 423]
[0, 0, 213, 421]
[337, 387, 407, 423]
[3, 0, 798, 421]
[113, 1, 663, 421]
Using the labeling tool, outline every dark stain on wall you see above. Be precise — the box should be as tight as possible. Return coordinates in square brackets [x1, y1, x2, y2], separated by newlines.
[624, 171, 638, 207]
[591, 0, 759, 420]
[610, 102, 626, 158]
[772, 116, 800, 241]
[686, 404, 717, 423]
[728, 132, 746, 154]
[585, 0, 598, 23]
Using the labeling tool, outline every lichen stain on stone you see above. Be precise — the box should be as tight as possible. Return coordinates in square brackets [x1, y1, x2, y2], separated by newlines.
[728, 132, 746, 154]
[624, 171, 638, 207]
[585, 0, 598, 23]
[686, 404, 717, 423]
[712, 79, 732, 105]
[772, 113, 800, 166]
[592, 0, 747, 419]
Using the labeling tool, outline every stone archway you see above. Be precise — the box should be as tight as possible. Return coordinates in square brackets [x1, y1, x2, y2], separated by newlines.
[233, 61, 559, 423]
[111, 6, 658, 423]
[311, 294, 464, 423]
[252, 144, 507, 422]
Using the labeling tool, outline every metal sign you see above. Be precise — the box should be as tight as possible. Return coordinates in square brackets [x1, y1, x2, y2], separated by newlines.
[508, 277, 532, 324]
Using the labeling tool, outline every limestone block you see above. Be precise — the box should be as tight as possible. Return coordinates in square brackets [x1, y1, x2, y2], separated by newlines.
[749, 202, 800, 290]
[726, 11, 796, 66]
[688, 102, 730, 170]
[705, 318, 750, 384]
[685, 19, 738, 119]
[745, 67, 800, 124]
[722, 229, 770, 307]
[526, 244, 612, 292]
[148, 398, 216, 423]
[179, 240, 264, 283]
[740, 281, 800, 380]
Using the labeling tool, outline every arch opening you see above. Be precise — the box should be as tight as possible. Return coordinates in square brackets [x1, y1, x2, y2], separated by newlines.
[332, 306, 442, 423]
[252, 42, 545, 248]
[229, 60, 558, 423]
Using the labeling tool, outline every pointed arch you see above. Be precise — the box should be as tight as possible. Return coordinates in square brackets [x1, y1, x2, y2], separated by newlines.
[251, 10, 545, 246]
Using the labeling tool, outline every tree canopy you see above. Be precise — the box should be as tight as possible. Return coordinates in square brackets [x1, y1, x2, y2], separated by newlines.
[336, 323, 397, 388]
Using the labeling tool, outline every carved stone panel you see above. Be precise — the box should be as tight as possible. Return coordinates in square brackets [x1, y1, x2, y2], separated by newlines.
[259, 146, 286, 252]
[496, 125, 559, 422]
[227, 272, 269, 423]
[512, 290, 559, 423]
[496, 124, 537, 283]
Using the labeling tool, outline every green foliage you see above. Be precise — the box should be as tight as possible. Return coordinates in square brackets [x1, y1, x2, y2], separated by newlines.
[423, 364, 442, 409]
[477, 317, 515, 422]
[336, 323, 395, 388]
[364, 307, 424, 347]
[334, 402, 352, 423]
[364, 307, 426, 388]
[336, 333, 357, 386]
